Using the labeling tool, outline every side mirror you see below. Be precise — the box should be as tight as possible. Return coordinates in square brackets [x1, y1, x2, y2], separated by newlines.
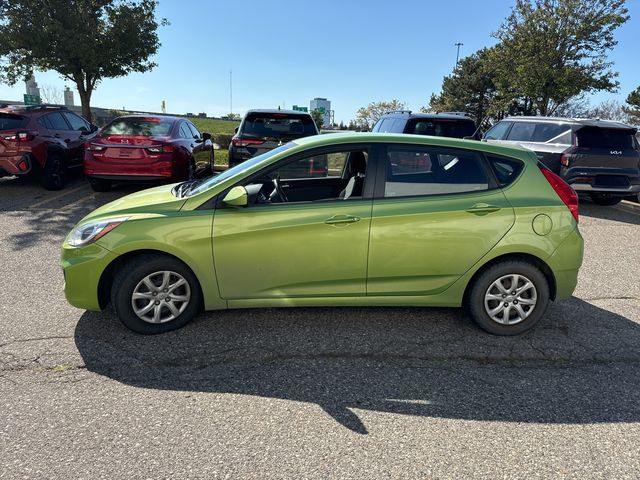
[202, 132, 212, 141]
[222, 186, 248, 207]
[90, 124, 99, 133]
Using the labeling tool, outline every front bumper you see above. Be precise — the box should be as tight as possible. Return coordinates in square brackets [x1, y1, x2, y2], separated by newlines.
[61, 241, 118, 311]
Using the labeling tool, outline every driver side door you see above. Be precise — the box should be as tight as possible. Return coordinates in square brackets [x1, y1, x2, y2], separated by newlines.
[212, 145, 375, 300]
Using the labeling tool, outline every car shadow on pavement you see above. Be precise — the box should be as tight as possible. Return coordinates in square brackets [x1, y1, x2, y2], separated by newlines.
[74, 297, 640, 434]
[579, 198, 640, 225]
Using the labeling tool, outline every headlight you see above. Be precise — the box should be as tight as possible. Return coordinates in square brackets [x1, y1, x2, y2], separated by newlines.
[68, 217, 129, 247]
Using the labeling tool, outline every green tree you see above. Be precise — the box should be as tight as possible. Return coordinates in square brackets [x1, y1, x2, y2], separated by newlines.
[353, 99, 406, 130]
[423, 48, 496, 127]
[311, 109, 324, 130]
[623, 87, 640, 125]
[491, 0, 629, 116]
[0, 0, 167, 122]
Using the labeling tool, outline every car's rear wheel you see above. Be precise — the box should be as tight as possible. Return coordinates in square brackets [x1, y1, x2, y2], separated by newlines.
[589, 193, 622, 206]
[111, 254, 202, 334]
[466, 260, 550, 335]
[40, 153, 65, 190]
[87, 177, 112, 192]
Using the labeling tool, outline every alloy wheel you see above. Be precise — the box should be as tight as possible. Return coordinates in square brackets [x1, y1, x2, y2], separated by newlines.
[131, 271, 191, 324]
[483, 274, 537, 325]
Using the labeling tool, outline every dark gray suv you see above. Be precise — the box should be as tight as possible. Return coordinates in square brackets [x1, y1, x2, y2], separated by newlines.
[483, 116, 640, 205]
[372, 111, 479, 139]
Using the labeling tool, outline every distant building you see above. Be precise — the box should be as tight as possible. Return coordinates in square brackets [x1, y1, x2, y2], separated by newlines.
[198, 112, 207, 118]
[310, 97, 332, 127]
[63, 86, 74, 107]
[25, 75, 40, 98]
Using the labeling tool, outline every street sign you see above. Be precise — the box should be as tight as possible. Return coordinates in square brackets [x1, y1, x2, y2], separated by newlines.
[23, 94, 41, 106]
[316, 107, 326, 114]
[292, 105, 308, 112]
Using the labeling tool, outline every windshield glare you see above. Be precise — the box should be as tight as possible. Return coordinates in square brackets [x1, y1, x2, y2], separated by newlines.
[186, 142, 296, 196]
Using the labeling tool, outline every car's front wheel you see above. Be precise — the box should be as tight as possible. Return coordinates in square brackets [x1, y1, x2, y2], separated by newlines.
[111, 254, 202, 334]
[466, 260, 550, 335]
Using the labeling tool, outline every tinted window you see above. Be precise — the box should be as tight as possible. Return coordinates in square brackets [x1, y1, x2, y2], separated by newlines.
[242, 113, 317, 138]
[187, 122, 201, 139]
[63, 112, 90, 131]
[407, 119, 476, 138]
[384, 145, 489, 197]
[0, 114, 27, 130]
[576, 127, 636, 149]
[531, 123, 571, 142]
[484, 121, 512, 140]
[179, 123, 192, 139]
[487, 155, 524, 187]
[277, 151, 357, 180]
[375, 117, 405, 133]
[506, 122, 536, 141]
[46, 112, 70, 130]
[102, 117, 174, 137]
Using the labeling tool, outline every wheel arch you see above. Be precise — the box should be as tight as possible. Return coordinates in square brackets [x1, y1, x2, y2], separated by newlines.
[462, 252, 557, 306]
[97, 249, 205, 310]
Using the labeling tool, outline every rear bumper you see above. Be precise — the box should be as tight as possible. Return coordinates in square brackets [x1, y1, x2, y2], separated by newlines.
[546, 227, 584, 300]
[84, 154, 186, 181]
[562, 166, 640, 195]
[0, 153, 33, 176]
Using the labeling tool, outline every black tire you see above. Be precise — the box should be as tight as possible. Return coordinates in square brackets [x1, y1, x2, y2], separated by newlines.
[40, 153, 65, 190]
[589, 193, 622, 206]
[111, 254, 202, 334]
[88, 177, 111, 192]
[466, 260, 550, 336]
[187, 160, 196, 180]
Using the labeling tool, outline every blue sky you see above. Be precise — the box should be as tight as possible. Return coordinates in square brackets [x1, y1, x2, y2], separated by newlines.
[1, 0, 639, 123]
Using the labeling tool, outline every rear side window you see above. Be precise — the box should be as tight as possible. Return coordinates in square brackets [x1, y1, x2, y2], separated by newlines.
[531, 123, 571, 142]
[486, 155, 524, 187]
[576, 127, 636, 149]
[102, 117, 174, 137]
[384, 145, 489, 197]
[506, 122, 536, 141]
[484, 121, 512, 140]
[43, 112, 70, 130]
[407, 119, 476, 138]
[241, 114, 317, 138]
[0, 114, 27, 130]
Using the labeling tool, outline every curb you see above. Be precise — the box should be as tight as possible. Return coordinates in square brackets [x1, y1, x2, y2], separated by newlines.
[616, 199, 640, 214]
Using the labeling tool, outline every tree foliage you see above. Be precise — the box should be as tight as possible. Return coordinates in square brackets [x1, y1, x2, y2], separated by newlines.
[491, 0, 629, 116]
[0, 0, 167, 121]
[623, 87, 640, 125]
[353, 99, 406, 130]
[311, 109, 324, 130]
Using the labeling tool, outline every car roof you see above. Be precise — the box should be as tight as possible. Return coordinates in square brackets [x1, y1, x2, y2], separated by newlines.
[114, 114, 181, 121]
[244, 109, 312, 116]
[502, 116, 635, 130]
[381, 111, 475, 122]
[0, 104, 68, 115]
[290, 132, 534, 160]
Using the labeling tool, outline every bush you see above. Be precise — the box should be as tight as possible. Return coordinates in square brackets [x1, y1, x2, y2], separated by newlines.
[213, 133, 233, 148]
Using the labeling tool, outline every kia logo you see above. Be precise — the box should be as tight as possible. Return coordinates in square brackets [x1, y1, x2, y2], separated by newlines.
[610, 150, 622, 155]
[120, 139, 129, 144]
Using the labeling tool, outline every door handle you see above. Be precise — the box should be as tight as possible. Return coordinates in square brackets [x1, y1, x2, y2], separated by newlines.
[466, 203, 501, 215]
[324, 214, 361, 225]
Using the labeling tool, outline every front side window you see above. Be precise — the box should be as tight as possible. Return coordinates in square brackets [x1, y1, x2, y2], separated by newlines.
[63, 112, 90, 131]
[179, 123, 192, 139]
[383, 145, 489, 198]
[484, 121, 512, 140]
[187, 122, 201, 139]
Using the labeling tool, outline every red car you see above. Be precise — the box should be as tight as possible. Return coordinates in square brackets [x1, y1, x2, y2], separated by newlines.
[84, 115, 214, 191]
[0, 105, 97, 190]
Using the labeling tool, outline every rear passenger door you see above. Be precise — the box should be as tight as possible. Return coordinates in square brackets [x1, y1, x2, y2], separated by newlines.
[366, 143, 515, 295]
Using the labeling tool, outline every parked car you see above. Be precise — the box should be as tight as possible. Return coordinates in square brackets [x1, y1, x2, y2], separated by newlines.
[0, 104, 97, 190]
[483, 116, 640, 205]
[228, 109, 319, 167]
[84, 115, 214, 192]
[372, 111, 480, 139]
[62, 133, 583, 336]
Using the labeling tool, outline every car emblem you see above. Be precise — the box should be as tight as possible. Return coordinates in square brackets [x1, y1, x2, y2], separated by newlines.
[120, 139, 129, 144]
[610, 150, 622, 155]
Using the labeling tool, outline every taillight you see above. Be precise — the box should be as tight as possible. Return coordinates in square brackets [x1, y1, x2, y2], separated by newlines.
[88, 143, 106, 151]
[146, 144, 174, 154]
[232, 138, 265, 148]
[2, 131, 34, 142]
[559, 153, 570, 167]
[538, 165, 579, 223]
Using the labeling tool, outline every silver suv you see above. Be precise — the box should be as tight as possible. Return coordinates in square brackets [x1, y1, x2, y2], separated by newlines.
[483, 116, 640, 205]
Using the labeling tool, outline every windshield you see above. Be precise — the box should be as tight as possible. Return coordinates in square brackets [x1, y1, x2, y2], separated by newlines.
[102, 117, 174, 137]
[186, 142, 296, 196]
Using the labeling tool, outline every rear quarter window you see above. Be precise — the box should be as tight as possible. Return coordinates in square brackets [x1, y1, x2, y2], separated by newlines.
[487, 155, 524, 187]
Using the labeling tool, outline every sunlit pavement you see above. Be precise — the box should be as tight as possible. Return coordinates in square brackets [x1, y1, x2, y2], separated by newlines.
[1, 175, 639, 479]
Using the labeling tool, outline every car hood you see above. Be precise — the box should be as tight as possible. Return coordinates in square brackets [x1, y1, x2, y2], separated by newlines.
[80, 183, 186, 224]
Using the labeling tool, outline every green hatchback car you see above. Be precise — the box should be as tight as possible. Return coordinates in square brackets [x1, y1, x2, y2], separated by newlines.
[62, 133, 583, 335]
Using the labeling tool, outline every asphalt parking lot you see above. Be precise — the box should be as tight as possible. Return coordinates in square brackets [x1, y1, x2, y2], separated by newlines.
[1, 174, 639, 479]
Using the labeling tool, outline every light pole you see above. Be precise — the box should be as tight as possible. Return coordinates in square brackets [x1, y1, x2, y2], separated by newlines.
[454, 42, 463, 66]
